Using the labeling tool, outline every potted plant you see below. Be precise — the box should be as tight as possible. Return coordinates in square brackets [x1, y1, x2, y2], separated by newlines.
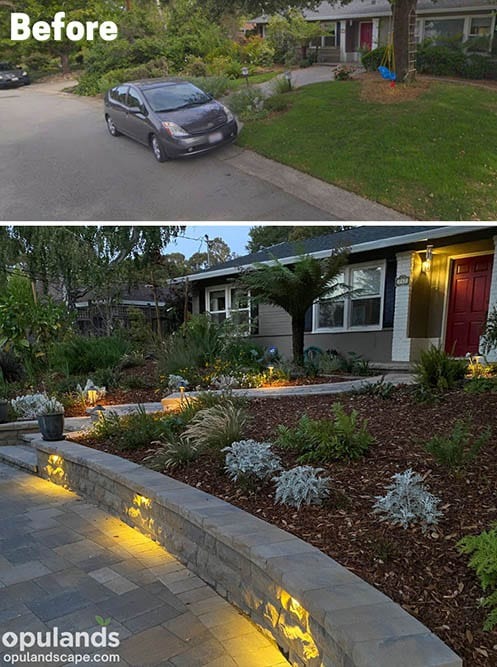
[37, 397, 65, 441]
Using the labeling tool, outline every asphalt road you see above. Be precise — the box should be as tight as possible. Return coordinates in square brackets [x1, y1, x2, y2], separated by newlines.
[0, 82, 330, 221]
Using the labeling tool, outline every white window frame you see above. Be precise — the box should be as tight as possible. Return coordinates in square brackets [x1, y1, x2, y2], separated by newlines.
[205, 284, 252, 327]
[312, 260, 386, 333]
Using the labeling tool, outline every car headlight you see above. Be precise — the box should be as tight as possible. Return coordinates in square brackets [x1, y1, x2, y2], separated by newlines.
[161, 121, 189, 138]
[223, 105, 234, 123]
[22, 71, 27, 76]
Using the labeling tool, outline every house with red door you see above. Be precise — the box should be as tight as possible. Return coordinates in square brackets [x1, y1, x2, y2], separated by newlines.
[253, 0, 496, 64]
[183, 225, 497, 365]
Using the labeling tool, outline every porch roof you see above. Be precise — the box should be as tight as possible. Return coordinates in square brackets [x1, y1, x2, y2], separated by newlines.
[177, 225, 496, 283]
[252, 0, 493, 23]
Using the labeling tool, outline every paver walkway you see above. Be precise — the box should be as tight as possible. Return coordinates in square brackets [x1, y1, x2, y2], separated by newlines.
[256, 65, 337, 97]
[0, 463, 288, 667]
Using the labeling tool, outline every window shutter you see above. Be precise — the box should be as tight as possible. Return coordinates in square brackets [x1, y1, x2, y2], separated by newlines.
[250, 301, 259, 335]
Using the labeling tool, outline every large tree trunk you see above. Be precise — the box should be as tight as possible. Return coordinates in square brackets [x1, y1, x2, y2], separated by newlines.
[60, 52, 70, 75]
[392, 0, 417, 82]
[291, 316, 305, 366]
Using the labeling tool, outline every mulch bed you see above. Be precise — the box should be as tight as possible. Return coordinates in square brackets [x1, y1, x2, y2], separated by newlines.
[71, 388, 497, 666]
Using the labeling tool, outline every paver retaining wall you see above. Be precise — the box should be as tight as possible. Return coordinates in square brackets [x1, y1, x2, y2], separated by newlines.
[35, 438, 461, 667]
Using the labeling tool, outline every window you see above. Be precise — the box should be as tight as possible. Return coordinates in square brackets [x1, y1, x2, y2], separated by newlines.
[323, 22, 337, 47]
[127, 89, 144, 111]
[111, 86, 128, 104]
[313, 262, 384, 331]
[206, 286, 251, 328]
[424, 19, 464, 43]
[469, 16, 492, 38]
[350, 266, 382, 327]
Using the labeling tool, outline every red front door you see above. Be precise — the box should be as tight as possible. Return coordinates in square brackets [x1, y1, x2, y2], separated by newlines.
[445, 255, 493, 356]
[359, 22, 373, 51]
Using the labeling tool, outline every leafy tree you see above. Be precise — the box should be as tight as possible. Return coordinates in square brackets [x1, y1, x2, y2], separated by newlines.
[247, 226, 347, 252]
[7, 226, 184, 309]
[239, 250, 349, 364]
[187, 237, 233, 272]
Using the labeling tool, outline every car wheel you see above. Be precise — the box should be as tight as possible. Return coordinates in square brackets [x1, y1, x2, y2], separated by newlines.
[106, 115, 121, 137]
[150, 134, 168, 162]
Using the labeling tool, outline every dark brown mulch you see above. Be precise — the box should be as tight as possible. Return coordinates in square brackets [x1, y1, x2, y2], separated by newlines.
[71, 388, 497, 666]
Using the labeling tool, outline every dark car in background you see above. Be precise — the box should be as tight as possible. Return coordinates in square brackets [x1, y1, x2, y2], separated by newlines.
[104, 78, 238, 162]
[0, 62, 30, 89]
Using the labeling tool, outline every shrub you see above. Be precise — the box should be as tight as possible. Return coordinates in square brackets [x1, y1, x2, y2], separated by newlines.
[264, 94, 292, 113]
[334, 65, 352, 81]
[175, 391, 247, 425]
[461, 54, 491, 79]
[273, 466, 330, 509]
[207, 55, 242, 80]
[464, 377, 497, 394]
[184, 76, 230, 98]
[49, 336, 131, 375]
[373, 469, 443, 532]
[458, 526, 497, 630]
[413, 346, 466, 394]
[271, 75, 292, 94]
[183, 402, 249, 450]
[228, 87, 266, 121]
[241, 36, 275, 67]
[352, 378, 395, 399]
[275, 403, 373, 463]
[223, 440, 282, 482]
[416, 41, 466, 76]
[89, 407, 167, 451]
[425, 419, 490, 471]
[144, 435, 199, 471]
[361, 46, 386, 71]
[183, 56, 208, 77]
[0, 351, 24, 383]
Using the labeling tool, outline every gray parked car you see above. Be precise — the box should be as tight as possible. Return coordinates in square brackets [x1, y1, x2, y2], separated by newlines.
[104, 78, 238, 162]
[0, 62, 30, 88]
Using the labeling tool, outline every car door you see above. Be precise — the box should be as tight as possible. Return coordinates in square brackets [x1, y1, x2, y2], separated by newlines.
[108, 85, 129, 133]
[122, 87, 151, 145]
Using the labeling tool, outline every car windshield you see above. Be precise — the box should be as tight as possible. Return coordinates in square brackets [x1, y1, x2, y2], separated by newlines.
[144, 83, 211, 112]
[0, 63, 14, 71]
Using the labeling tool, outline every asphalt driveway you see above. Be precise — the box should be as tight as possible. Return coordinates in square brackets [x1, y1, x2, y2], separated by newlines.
[0, 82, 331, 221]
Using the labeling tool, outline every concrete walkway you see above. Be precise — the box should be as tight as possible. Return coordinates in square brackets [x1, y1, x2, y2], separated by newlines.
[0, 463, 287, 667]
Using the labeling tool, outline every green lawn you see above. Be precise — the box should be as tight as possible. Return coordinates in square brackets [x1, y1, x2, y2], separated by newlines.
[237, 80, 497, 220]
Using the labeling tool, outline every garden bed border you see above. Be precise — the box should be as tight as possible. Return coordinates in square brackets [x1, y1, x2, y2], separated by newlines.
[34, 437, 461, 667]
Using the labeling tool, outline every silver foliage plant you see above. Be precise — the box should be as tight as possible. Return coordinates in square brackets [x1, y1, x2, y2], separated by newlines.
[273, 466, 330, 509]
[223, 439, 282, 482]
[10, 393, 59, 419]
[373, 468, 443, 532]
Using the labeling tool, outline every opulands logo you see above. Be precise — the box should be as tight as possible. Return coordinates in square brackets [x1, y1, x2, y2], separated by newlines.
[1, 617, 121, 663]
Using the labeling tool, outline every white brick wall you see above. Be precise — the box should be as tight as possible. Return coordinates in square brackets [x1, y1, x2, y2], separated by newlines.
[483, 236, 497, 360]
[391, 252, 414, 362]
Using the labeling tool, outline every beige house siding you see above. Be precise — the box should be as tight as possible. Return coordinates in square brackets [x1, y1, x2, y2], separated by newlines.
[252, 330, 393, 362]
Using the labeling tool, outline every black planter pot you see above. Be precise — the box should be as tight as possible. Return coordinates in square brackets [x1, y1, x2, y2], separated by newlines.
[0, 401, 8, 424]
[37, 413, 65, 441]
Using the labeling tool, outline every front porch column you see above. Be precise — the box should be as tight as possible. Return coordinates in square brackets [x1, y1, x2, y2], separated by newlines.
[339, 22, 347, 61]
[372, 18, 379, 49]
[483, 235, 497, 360]
[392, 252, 414, 362]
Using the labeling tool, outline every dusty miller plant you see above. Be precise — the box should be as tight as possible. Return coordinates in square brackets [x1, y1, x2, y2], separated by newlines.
[168, 374, 189, 391]
[11, 393, 53, 419]
[273, 466, 330, 509]
[223, 440, 282, 482]
[373, 469, 442, 532]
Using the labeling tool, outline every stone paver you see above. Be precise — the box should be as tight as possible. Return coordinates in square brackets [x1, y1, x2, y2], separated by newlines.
[0, 463, 287, 667]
